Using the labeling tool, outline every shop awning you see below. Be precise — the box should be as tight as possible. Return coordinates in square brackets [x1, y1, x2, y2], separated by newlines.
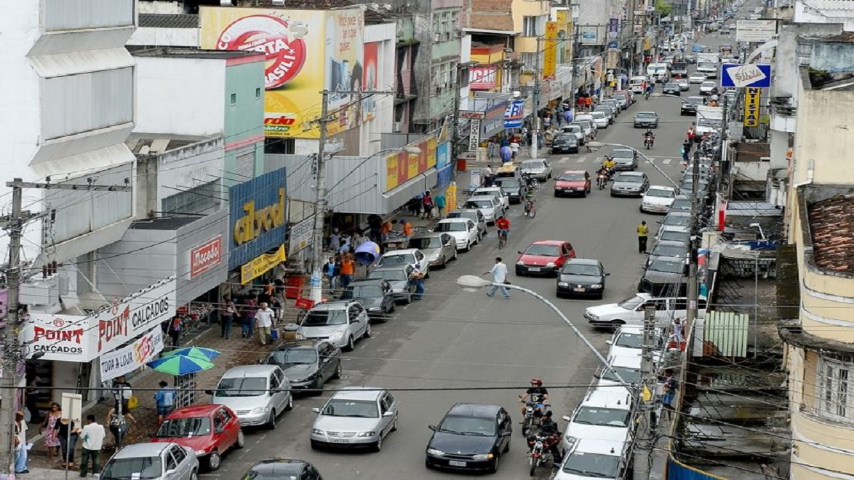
[381, 168, 439, 214]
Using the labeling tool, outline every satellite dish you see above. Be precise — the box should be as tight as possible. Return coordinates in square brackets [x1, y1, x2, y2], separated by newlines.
[354, 241, 381, 265]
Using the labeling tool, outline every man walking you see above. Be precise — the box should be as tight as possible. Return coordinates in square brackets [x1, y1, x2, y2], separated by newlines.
[434, 192, 446, 219]
[410, 263, 426, 301]
[484, 257, 510, 298]
[254, 302, 275, 346]
[637, 220, 649, 253]
[154, 381, 176, 426]
[80, 414, 105, 478]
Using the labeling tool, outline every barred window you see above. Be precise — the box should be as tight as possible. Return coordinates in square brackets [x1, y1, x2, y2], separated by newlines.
[816, 357, 854, 422]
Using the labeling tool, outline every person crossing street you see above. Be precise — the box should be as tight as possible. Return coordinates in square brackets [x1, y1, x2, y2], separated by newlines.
[637, 220, 649, 253]
[484, 257, 510, 298]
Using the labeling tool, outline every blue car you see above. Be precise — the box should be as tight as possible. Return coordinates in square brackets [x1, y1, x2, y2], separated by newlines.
[692, 44, 705, 53]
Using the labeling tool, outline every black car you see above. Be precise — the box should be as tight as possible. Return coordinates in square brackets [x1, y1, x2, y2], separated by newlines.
[493, 177, 524, 204]
[551, 134, 579, 154]
[340, 278, 396, 321]
[425, 403, 512, 473]
[556, 259, 609, 299]
[264, 340, 342, 392]
[646, 240, 689, 267]
[662, 83, 681, 95]
[633, 111, 660, 128]
[638, 258, 688, 296]
[241, 458, 324, 480]
[681, 96, 704, 116]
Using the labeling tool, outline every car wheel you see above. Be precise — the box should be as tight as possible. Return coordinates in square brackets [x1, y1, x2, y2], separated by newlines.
[313, 375, 325, 395]
[582, 190, 587, 198]
[190, 470, 199, 480]
[365, 322, 372, 338]
[639, 205, 645, 213]
[425, 459, 434, 470]
[452, 249, 458, 261]
[610, 320, 626, 329]
[333, 360, 343, 379]
[267, 410, 277, 429]
[391, 415, 399, 432]
[346, 335, 355, 351]
[207, 450, 221, 471]
[236, 429, 245, 448]
[285, 395, 294, 411]
[373, 434, 383, 453]
[311, 440, 322, 450]
[488, 453, 500, 474]
[404, 292, 412, 305]
[388, 302, 396, 314]
[441, 254, 447, 268]
[464, 241, 471, 252]
[424, 269, 430, 279]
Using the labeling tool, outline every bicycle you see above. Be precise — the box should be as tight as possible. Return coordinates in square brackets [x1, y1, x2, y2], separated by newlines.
[498, 229, 508, 249]
[524, 199, 537, 218]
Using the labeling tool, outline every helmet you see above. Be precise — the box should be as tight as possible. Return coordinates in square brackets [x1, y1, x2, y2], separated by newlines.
[530, 377, 543, 386]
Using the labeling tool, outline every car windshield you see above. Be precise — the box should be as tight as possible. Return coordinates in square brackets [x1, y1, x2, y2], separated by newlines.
[302, 309, 347, 326]
[465, 199, 493, 209]
[636, 113, 656, 119]
[215, 376, 268, 397]
[496, 179, 521, 189]
[616, 175, 644, 184]
[652, 244, 687, 258]
[438, 416, 497, 436]
[648, 260, 685, 274]
[369, 269, 407, 281]
[665, 83, 678, 89]
[701, 82, 716, 88]
[563, 264, 600, 276]
[646, 188, 675, 198]
[697, 118, 721, 128]
[699, 62, 716, 69]
[592, 112, 605, 119]
[559, 173, 585, 181]
[379, 254, 412, 266]
[562, 452, 621, 478]
[600, 366, 642, 384]
[554, 135, 575, 143]
[408, 236, 443, 249]
[525, 244, 561, 257]
[341, 285, 383, 298]
[664, 215, 690, 227]
[612, 150, 633, 159]
[565, 125, 581, 132]
[574, 407, 630, 427]
[268, 347, 318, 365]
[671, 199, 691, 210]
[472, 190, 498, 197]
[434, 222, 468, 232]
[688, 97, 704, 105]
[155, 416, 211, 438]
[615, 332, 643, 348]
[522, 161, 545, 169]
[661, 231, 689, 242]
[322, 399, 379, 418]
[617, 295, 645, 310]
[101, 456, 164, 480]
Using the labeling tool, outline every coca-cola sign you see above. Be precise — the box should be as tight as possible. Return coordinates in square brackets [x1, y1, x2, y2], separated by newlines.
[190, 235, 222, 278]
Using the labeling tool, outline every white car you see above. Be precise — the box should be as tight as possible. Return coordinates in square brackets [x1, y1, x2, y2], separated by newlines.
[590, 111, 609, 129]
[560, 388, 634, 453]
[640, 185, 677, 214]
[676, 77, 689, 91]
[583, 293, 706, 328]
[593, 355, 643, 392]
[472, 187, 510, 209]
[298, 300, 371, 351]
[699, 81, 717, 95]
[376, 248, 429, 276]
[561, 124, 586, 145]
[575, 114, 598, 131]
[463, 195, 504, 224]
[432, 218, 480, 251]
[688, 72, 707, 84]
[555, 439, 630, 480]
[607, 325, 664, 359]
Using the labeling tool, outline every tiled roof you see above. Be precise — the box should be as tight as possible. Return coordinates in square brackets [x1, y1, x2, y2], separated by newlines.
[138, 14, 199, 29]
[807, 194, 854, 272]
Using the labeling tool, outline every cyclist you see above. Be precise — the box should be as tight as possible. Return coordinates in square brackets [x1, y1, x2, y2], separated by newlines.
[523, 189, 536, 217]
[496, 216, 510, 243]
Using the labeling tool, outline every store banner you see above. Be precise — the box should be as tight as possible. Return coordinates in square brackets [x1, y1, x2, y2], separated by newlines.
[229, 167, 288, 270]
[543, 22, 558, 80]
[99, 327, 164, 382]
[503, 100, 525, 129]
[469, 66, 499, 90]
[436, 142, 451, 169]
[23, 313, 89, 362]
[289, 216, 315, 256]
[383, 137, 438, 192]
[242, 244, 287, 284]
[189, 235, 222, 279]
[744, 87, 761, 127]
[362, 42, 380, 122]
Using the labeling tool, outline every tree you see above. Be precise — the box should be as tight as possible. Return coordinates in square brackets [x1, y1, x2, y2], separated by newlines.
[655, 0, 672, 18]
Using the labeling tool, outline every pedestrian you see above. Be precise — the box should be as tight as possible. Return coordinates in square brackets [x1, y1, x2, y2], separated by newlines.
[681, 143, 690, 164]
[671, 317, 684, 347]
[168, 314, 182, 347]
[220, 295, 236, 339]
[242, 296, 257, 338]
[324, 256, 340, 291]
[112, 375, 133, 413]
[339, 253, 356, 289]
[39, 402, 62, 463]
[154, 381, 177, 426]
[661, 369, 678, 417]
[328, 228, 340, 253]
[484, 164, 494, 187]
[15, 411, 28, 474]
[487, 139, 497, 160]
[401, 218, 413, 238]
[352, 230, 365, 249]
[637, 220, 649, 253]
[509, 139, 520, 159]
[338, 234, 352, 255]
[105, 402, 136, 451]
[255, 302, 275, 346]
[381, 219, 393, 242]
[484, 257, 510, 298]
[25, 375, 42, 424]
[422, 191, 434, 219]
[80, 414, 106, 478]
[58, 416, 80, 468]
[407, 196, 421, 217]
[434, 192, 446, 219]
[584, 96, 593, 111]
[499, 144, 512, 163]
[410, 263, 426, 300]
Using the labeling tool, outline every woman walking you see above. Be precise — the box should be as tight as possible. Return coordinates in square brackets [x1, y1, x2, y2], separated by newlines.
[39, 402, 62, 463]
[106, 403, 137, 451]
[57, 417, 80, 468]
[220, 296, 236, 339]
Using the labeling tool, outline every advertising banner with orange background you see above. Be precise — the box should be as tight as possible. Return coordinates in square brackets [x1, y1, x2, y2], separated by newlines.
[199, 7, 363, 139]
[543, 21, 558, 80]
[384, 137, 438, 192]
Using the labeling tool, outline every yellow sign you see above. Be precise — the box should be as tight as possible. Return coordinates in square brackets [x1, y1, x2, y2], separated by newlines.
[446, 182, 458, 213]
[241, 244, 286, 284]
[233, 188, 286, 245]
[744, 87, 761, 127]
[200, 7, 364, 139]
[543, 22, 558, 80]
[384, 137, 438, 192]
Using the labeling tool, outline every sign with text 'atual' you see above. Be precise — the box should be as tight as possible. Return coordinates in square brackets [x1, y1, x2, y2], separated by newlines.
[721, 64, 771, 88]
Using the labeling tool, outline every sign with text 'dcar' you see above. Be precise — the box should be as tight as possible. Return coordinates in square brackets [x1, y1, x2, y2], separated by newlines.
[721, 64, 771, 88]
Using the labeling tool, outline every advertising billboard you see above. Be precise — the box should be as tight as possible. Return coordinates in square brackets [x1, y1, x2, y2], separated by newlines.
[721, 64, 771, 88]
[736, 19, 776, 42]
[504, 100, 525, 129]
[580, 26, 602, 45]
[228, 167, 288, 269]
[99, 327, 164, 382]
[200, 7, 364, 139]
[543, 22, 558, 80]
[362, 42, 380, 123]
[189, 235, 222, 279]
[384, 137, 438, 192]
[470, 66, 499, 90]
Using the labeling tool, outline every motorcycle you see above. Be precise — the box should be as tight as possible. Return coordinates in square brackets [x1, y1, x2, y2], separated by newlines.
[597, 173, 609, 190]
[644, 135, 655, 150]
[520, 398, 550, 436]
[527, 433, 559, 476]
[524, 198, 537, 218]
[522, 173, 541, 190]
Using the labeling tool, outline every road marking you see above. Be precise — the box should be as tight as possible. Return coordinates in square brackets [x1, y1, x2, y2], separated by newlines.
[662, 158, 672, 164]
[576, 157, 586, 163]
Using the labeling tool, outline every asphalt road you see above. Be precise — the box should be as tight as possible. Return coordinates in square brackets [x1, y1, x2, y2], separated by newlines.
[201, 59, 733, 480]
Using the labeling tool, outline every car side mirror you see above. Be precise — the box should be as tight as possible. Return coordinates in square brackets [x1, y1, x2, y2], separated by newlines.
[312, 407, 321, 414]
[383, 411, 395, 417]
[605, 273, 611, 276]
[205, 390, 213, 395]
[606, 340, 613, 345]
[428, 425, 437, 431]
[215, 426, 225, 434]
[517, 251, 523, 254]
[562, 415, 571, 422]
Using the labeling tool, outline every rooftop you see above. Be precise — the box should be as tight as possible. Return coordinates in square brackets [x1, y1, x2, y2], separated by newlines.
[126, 134, 215, 156]
[807, 193, 854, 272]
[138, 13, 198, 29]
[132, 47, 263, 61]
[130, 216, 199, 231]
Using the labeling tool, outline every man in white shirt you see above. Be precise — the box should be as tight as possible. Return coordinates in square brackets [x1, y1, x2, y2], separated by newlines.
[484, 257, 510, 298]
[14, 411, 28, 474]
[254, 302, 275, 346]
[80, 414, 106, 478]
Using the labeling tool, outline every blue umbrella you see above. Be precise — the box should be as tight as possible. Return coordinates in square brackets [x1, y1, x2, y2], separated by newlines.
[162, 346, 221, 361]
[147, 355, 214, 376]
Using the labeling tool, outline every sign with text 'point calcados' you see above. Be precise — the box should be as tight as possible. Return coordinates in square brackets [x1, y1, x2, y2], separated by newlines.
[721, 64, 771, 88]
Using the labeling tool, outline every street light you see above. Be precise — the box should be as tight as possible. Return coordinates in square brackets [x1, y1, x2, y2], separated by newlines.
[455, 275, 633, 389]
[586, 141, 682, 191]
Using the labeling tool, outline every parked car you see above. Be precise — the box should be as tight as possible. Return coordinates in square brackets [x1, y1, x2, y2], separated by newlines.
[472, 187, 510, 209]
[681, 96, 704, 115]
[407, 232, 458, 268]
[662, 82, 681, 95]
[633, 111, 660, 128]
[556, 258, 609, 298]
[376, 248, 429, 277]
[433, 217, 480, 251]
[688, 72, 707, 83]
[594, 106, 615, 124]
[367, 265, 415, 304]
[208, 365, 293, 429]
[584, 293, 707, 328]
[610, 172, 649, 197]
[264, 340, 342, 393]
[151, 405, 242, 471]
[551, 134, 579, 154]
[601, 100, 622, 117]
[340, 279, 396, 321]
[657, 211, 691, 236]
[614, 90, 635, 105]
[447, 208, 488, 235]
[240, 459, 324, 480]
[555, 439, 630, 480]
[491, 177, 523, 204]
[554, 170, 591, 197]
[560, 389, 634, 453]
[591, 111, 609, 129]
[699, 81, 717, 95]
[425, 403, 512, 473]
[463, 195, 504, 224]
[646, 240, 689, 266]
[640, 185, 677, 214]
[658, 228, 690, 244]
[561, 124, 587, 144]
[574, 120, 596, 141]
[520, 158, 554, 181]
[593, 355, 643, 392]
[99, 443, 199, 480]
[610, 148, 638, 171]
[310, 387, 399, 451]
[516, 240, 577, 276]
[297, 300, 371, 351]
[668, 194, 692, 213]
[607, 324, 664, 359]
[638, 258, 688, 296]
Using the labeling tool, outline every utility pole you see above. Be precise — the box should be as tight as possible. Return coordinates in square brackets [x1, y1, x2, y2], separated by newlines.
[310, 90, 330, 304]
[530, 38, 542, 160]
[633, 304, 658, 480]
[686, 149, 701, 328]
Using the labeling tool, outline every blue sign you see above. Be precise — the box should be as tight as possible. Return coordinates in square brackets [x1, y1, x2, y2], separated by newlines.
[503, 100, 525, 129]
[607, 41, 619, 49]
[437, 164, 454, 190]
[436, 142, 450, 169]
[720, 64, 772, 88]
[228, 167, 288, 270]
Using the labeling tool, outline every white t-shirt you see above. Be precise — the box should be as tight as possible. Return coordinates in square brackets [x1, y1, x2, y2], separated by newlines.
[82, 423, 106, 450]
[255, 308, 275, 328]
[490, 263, 508, 283]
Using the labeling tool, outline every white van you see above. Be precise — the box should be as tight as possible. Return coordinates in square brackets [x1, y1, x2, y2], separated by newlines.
[646, 63, 670, 83]
[629, 76, 647, 94]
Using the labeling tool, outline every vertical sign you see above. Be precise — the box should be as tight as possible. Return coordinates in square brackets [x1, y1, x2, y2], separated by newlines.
[609, 18, 620, 39]
[744, 87, 761, 127]
[543, 22, 558, 80]
[468, 119, 482, 151]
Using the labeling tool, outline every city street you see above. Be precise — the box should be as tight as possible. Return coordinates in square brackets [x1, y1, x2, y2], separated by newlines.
[199, 90, 704, 479]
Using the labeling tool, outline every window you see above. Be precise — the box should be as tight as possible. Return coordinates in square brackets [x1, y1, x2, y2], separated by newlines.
[230, 93, 237, 105]
[255, 88, 261, 99]
[816, 357, 854, 422]
[523, 16, 537, 36]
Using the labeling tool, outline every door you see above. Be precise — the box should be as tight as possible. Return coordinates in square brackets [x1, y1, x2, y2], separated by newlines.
[319, 343, 335, 378]
[349, 304, 366, 337]
[220, 407, 239, 448]
[212, 410, 227, 449]
[268, 371, 284, 413]
[379, 392, 396, 435]
[169, 445, 191, 479]
[467, 220, 476, 241]
[381, 281, 393, 311]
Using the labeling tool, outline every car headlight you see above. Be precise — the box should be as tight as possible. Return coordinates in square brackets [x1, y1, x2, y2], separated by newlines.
[195, 449, 207, 455]
[565, 435, 578, 449]
[356, 431, 376, 437]
[251, 406, 271, 414]
[517, 261, 525, 265]
[472, 453, 495, 461]
[591, 284, 603, 289]
[330, 331, 345, 340]
[546, 262, 556, 267]
[368, 307, 381, 312]
[427, 448, 445, 456]
[587, 313, 600, 321]
[427, 253, 439, 262]
[558, 282, 568, 287]
[391, 287, 404, 293]
[311, 428, 325, 435]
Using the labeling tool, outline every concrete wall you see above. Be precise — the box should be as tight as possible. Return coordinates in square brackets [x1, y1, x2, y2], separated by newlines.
[154, 138, 225, 210]
[128, 27, 199, 47]
[793, 87, 854, 186]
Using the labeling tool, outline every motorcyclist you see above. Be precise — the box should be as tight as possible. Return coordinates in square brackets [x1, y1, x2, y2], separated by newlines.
[523, 189, 536, 216]
[602, 156, 616, 176]
[520, 377, 549, 420]
[596, 165, 611, 186]
[644, 129, 655, 146]
[537, 411, 563, 464]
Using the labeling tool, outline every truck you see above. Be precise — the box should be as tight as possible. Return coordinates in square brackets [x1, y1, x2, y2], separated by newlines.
[697, 52, 720, 64]
[696, 53, 720, 78]
[695, 105, 723, 136]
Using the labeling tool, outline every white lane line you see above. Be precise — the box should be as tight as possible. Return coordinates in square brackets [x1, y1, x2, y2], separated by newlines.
[576, 157, 586, 163]
[662, 158, 672, 164]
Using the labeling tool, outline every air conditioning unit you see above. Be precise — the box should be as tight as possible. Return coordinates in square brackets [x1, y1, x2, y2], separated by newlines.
[393, 121, 402, 132]
[271, 0, 285, 5]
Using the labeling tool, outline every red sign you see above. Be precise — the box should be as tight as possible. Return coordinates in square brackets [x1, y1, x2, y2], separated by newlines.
[295, 298, 315, 310]
[190, 235, 223, 278]
[469, 66, 498, 90]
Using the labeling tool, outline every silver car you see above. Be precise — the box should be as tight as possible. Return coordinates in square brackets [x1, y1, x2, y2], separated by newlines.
[447, 208, 487, 237]
[610, 148, 638, 171]
[610, 172, 649, 197]
[519, 159, 553, 182]
[376, 248, 429, 277]
[561, 124, 586, 145]
[208, 365, 294, 428]
[310, 387, 399, 452]
[99, 442, 198, 480]
[407, 232, 457, 268]
[463, 195, 504, 224]
[298, 300, 371, 351]
[368, 265, 416, 304]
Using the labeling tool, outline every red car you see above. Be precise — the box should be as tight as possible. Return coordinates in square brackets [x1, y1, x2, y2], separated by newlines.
[554, 170, 592, 197]
[516, 240, 577, 276]
[151, 404, 243, 471]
